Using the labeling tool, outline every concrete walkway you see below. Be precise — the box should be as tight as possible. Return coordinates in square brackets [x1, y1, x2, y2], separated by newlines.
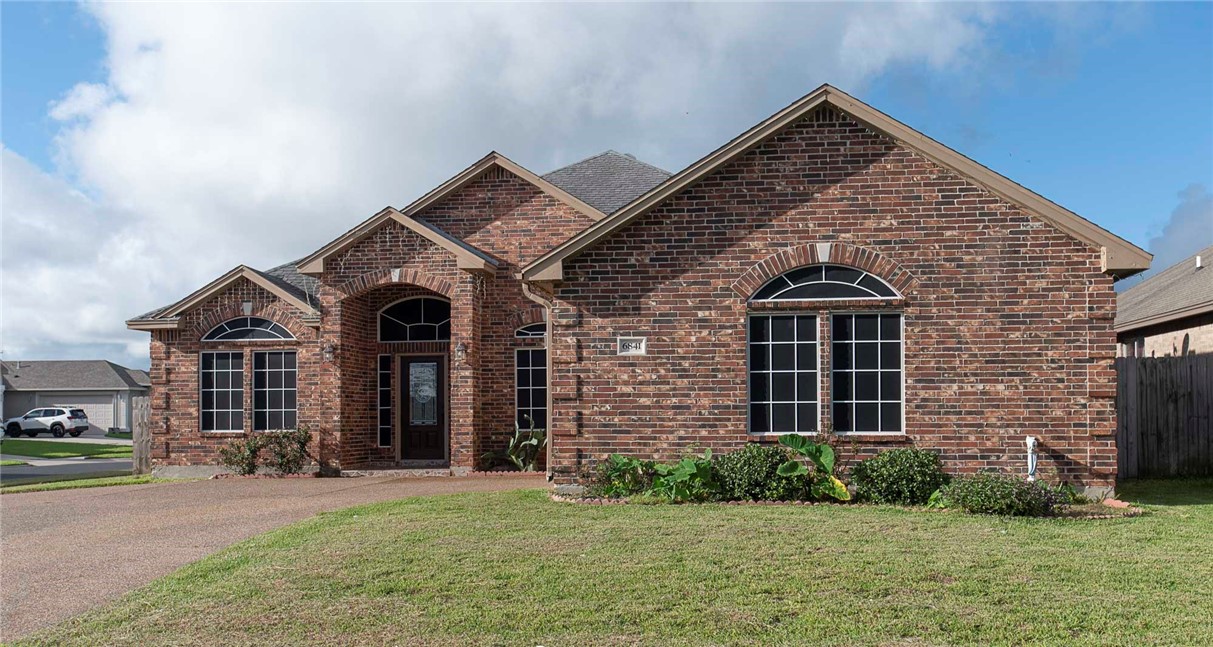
[0, 474, 545, 641]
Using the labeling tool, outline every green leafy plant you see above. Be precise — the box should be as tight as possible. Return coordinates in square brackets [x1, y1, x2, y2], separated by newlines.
[648, 450, 716, 503]
[263, 427, 314, 474]
[925, 488, 950, 509]
[481, 417, 548, 472]
[712, 444, 805, 501]
[942, 474, 1066, 517]
[850, 448, 949, 505]
[776, 434, 850, 501]
[587, 454, 656, 498]
[218, 435, 268, 476]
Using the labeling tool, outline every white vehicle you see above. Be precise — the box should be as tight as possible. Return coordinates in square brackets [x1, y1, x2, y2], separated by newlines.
[3, 407, 90, 438]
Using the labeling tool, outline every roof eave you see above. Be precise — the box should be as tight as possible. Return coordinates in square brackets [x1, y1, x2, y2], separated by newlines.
[1115, 300, 1213, 334]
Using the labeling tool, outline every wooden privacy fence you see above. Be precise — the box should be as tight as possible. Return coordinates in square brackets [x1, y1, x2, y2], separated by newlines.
[132, 395, 151, 475]
[1116, 354, 1213, 479]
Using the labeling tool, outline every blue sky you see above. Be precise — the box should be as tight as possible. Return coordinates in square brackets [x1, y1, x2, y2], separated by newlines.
[2, 2, 1211, 367]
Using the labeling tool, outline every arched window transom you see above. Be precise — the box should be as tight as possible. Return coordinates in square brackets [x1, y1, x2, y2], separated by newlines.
[515, 323, 546, 338]
[751, 264, 898, 302]
[203, 317, 294, 341]
[379, 297, 451, 342]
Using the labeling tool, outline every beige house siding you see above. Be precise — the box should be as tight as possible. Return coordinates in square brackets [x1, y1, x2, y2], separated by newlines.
[1118, 312, 1213, 357]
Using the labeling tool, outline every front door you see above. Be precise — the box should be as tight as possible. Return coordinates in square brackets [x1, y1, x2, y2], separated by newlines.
[400, 356, 446, 460]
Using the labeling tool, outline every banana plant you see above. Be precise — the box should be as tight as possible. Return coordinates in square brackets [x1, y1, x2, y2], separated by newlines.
[775, 434, 850, 501]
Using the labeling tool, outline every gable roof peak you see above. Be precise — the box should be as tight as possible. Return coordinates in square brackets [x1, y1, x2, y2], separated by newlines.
[523, 83, 1150, 281]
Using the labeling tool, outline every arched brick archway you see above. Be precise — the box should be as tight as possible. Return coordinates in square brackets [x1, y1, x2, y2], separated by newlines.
[731, 242, 917, 299]
[335, 267, 455, 301]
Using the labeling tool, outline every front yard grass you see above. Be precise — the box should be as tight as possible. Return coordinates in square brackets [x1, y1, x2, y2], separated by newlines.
[0, 439, 132, 459]
[0, 474, 172, 494]
[18, 479, 1213, 646]
[0, 459, 28, 466]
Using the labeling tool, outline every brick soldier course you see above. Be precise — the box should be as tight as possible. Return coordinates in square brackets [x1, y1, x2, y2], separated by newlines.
[129, 85, 1150, 493]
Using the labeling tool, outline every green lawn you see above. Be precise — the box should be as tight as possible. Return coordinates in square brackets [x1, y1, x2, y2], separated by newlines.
[0, 439, 132, 459]
[0, 474, 167, 494]
[0, 459, 28, 466]
[16, 479, 1213, 646]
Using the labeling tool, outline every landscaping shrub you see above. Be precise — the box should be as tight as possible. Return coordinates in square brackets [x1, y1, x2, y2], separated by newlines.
[480, 418, 547, 472]
[263, 428, 313, 474]
[942, 473, 1066, 517]
[713, 444, 805, 501]
[850, 448, 949, 505]
[776, 435, 850, 501]
[649, 451, 717, 503]
[218, 435, 267, 476]
[587, 454, 657, 498]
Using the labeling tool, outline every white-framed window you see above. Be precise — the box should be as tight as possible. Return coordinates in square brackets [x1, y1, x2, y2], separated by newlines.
[831, 313, 903, 433]
[751, 264, 898, 302]
[748, 314, 818, 434]
[515, 348, 547, 429]
[202, 317, 294, 341]
[252, 351, 297, 431]
[377, 354, 392, 447]
[515, 322, 546, 338]
[201, 351, 244, 432]
[379, 297, 451, 342]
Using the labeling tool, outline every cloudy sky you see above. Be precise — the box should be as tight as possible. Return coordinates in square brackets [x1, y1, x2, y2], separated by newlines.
[3, 2, 1211, 369]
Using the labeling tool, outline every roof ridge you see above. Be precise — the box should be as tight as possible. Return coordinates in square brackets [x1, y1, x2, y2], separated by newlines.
[543, 149, 672, 178]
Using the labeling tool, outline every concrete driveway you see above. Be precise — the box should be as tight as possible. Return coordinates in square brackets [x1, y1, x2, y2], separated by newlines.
[0, 474, 545, 641]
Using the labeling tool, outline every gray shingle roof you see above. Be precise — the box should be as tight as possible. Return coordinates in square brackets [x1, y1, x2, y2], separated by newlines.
[412, 218, 499, 265]
[131, 259, 320, 322]
[1, 360, 151, 391]
[1116, 245, 1213, 331]
[543, 150, 671, 215]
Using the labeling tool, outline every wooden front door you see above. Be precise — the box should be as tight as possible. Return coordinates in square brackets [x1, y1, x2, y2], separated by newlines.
[400, 356, 446, 460]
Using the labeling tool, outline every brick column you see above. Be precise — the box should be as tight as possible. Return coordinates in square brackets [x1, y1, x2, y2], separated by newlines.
[449, 273, 485, 473]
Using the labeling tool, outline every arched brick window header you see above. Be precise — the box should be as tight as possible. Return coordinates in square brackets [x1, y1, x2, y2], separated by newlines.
[336, 267, 455, 300]
[507, 305, 547, 331]
[732, 243, 916, 299]
[192, 303, 311, 342]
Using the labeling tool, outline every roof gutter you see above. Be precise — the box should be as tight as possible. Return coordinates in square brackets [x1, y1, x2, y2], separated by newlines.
[1115, 301, 1213, 334]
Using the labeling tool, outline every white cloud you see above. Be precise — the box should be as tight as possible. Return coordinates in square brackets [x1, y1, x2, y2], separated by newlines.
[3, 3, 1073, 368]
[48, 82, 113, 121]
[1145, 184, 1213, 274]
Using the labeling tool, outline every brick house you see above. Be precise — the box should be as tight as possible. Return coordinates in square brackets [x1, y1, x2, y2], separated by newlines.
[127, 85, 1150, 491]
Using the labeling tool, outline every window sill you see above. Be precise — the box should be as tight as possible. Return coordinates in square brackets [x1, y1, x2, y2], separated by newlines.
[834, 433, 908, 443]
[200, 430, 246, 436]
[747, 432, 908, 443]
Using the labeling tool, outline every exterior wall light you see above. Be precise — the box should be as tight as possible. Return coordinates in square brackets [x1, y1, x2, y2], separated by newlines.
[454, 342, 468, 364]
[322, 342, 336, 363]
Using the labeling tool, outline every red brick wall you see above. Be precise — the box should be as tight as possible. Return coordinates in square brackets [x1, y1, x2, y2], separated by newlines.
[310, 166, 591, 468]
[149, 278, 322, 467]
[548, 110, 1117, 487]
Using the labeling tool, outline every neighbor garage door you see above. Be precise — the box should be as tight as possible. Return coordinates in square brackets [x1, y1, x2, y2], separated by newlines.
[39, 393, 115, 431]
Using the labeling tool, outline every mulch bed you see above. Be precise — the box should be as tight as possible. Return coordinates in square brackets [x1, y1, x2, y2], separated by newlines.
[209, 472, 318, 479]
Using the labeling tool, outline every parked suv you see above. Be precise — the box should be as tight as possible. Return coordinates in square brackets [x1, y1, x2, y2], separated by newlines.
[3, 407, 90, 438]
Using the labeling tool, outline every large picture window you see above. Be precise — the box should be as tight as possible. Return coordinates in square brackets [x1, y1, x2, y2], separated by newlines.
[515, 348, 547, 429]
[831, 314, 902, 433]
[201, 351, 244, 432]
[253, 351, 297, 431]
[748, 314, 818, 433]
[379, 297, 451, 342]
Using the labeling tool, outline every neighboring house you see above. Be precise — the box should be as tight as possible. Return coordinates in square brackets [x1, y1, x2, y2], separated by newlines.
[1116, 245, 1213, 357]
[0, 360, 151, 431]
[127, 85, 1150, 492]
